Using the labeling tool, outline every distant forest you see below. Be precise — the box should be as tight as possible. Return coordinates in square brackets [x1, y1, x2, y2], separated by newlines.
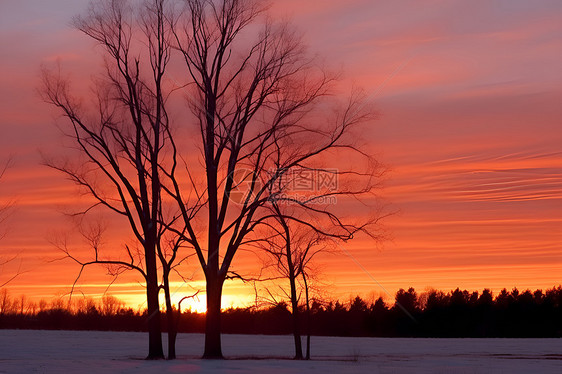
[1, 286, 561, 338]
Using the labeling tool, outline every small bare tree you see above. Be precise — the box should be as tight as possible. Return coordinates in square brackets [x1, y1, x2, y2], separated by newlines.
[0, 288, 14, 315]
[100, 294, 126, 316]
[257, 201, 331, 360]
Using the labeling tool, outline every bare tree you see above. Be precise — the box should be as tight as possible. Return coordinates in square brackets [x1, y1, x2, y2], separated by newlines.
[41, 0, 180, 360]
[100, 294, 126, 316]
[164, 0, 381, 358]
[157, 228, 194, 359]
[256, 201, 328, 359]
[0, 288, 13, 315]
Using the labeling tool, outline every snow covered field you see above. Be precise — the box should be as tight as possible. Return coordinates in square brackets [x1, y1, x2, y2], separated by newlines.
[0, 330, 560, 373]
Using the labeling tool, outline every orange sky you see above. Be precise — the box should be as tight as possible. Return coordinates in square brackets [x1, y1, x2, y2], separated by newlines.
[0, 0, 561, 311]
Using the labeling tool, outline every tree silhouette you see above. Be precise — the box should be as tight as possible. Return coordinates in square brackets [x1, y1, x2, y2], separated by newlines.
[40, 0, 187, 359]
[163, 0, 380, 358]
[257, 202, 329, 359]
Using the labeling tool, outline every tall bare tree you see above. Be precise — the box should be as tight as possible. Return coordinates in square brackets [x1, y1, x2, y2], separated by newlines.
[164, 0, 380, 358]
[41, 0, 179, 360]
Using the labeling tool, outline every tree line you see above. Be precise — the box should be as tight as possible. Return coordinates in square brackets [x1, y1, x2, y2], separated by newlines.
[2, 286, 560, 339]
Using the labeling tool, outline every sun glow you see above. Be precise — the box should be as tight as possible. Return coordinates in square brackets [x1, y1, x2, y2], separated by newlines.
[116, 292, 209, 313]
[115, 284, 256, 314]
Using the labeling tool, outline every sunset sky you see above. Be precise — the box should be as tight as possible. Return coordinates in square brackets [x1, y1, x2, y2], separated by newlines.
[0, 0, 561, 311]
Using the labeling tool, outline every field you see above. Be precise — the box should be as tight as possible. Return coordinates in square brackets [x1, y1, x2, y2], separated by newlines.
[0, 330, 560, 373]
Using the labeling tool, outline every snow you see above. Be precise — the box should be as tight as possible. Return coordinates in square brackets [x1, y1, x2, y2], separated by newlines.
[0, 330, 560, 373]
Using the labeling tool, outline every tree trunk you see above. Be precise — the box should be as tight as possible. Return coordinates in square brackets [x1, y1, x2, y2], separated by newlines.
[280, 209, 303, 360]
[145, 240, 164, 360]
[289, 273, 303, 360]
[203, 275, 224, 359]
[202, 93, 224, 359]
[166, 311, 177, 360]
[145, 281, 164, 359]
[163, 274, 176, 359]
[303, 273, 311, 360]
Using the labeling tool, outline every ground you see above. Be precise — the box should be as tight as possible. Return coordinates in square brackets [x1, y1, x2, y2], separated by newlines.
[0, 330, 559, 373]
